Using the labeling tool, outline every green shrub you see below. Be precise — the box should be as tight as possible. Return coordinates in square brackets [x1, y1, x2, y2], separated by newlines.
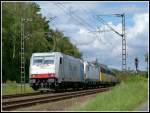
[74, 75, 148, 111]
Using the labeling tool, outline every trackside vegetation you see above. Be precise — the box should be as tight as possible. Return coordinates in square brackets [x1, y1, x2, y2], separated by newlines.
[73, 75, 148, 111]
[2, 80, 35, 95]
[2, 2, 82, 83]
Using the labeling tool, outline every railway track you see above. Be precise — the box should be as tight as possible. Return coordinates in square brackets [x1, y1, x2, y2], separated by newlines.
[2, 88, 83, 99]
[2, 87, 110, 111]
[2, 92, 42, 99]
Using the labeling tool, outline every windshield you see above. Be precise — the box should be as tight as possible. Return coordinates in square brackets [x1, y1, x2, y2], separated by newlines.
[33, 56, 44, 65]
[43, 56, 54, 64]
[33, 56, 54, 65]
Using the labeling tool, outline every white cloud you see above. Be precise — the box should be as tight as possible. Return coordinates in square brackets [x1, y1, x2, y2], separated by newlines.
[127, 13, 148, 52]
[128, 13, 149, 40]
[126, 13, 149, 70]
[71, 27, 96, 45]
[94, 3, 148, 15]
[75, 13, 148, 70]
[37, 2, 148, 70]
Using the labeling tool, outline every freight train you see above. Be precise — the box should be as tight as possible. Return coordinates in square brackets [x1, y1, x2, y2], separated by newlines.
[29, 52, 118, 91]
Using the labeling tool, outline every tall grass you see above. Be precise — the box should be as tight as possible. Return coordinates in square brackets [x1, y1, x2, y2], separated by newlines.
[2, 80, 35, 95]
[74, 75, 148, 111]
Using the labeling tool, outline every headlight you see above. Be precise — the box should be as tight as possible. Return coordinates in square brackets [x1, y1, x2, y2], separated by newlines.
[31, 74, 36, 78]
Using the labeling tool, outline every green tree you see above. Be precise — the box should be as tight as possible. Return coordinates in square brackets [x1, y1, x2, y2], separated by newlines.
[2, 2, 82, 82]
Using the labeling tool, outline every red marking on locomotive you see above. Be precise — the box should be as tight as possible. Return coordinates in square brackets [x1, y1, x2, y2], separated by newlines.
[31, 73, 55, 78]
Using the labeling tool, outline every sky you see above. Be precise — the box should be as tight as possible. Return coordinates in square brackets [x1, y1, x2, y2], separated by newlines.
[36, 1, 149, 71]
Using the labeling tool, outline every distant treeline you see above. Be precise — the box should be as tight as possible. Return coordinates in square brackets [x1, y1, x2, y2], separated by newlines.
[2, 2, 82, 82]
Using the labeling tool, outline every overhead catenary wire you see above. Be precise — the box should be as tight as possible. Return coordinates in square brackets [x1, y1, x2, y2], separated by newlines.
[80, 6, 117, 44]
[95, 14, 127, 71]
[98, 26, 112, 45]
[78, 7, 114, 45]
[59, 3, 113, 45]
[95, 26, 107, 45]
[69, 8, 108, 45]
[95, 15, 123, 37]
[54, 3, 127, 71]
[54, 3, 93, 32]
[54, 2, 109, 45]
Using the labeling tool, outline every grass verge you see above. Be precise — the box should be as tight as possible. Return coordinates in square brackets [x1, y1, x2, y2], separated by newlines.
[73, 75, 148, 111]
[2, 80, 35, 95]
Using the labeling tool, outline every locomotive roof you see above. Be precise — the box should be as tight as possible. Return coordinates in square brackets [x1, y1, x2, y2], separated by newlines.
[31, 52, 113, 73]
[32, 52, 82, 61]
[32, 52, 60, 56]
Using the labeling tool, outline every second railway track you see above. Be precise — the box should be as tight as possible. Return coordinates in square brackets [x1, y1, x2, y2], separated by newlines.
[2, 92, 43, 99]
[2, 87, 110, 111]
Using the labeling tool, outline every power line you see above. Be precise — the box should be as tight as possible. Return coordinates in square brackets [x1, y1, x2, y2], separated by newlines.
[95, 15, 122, 37]
[54, 3, 93, 32]
[59, 3, 113, 45]
[54, 4, 116, 46]
[95, 14, 127, 71]
[77, 7, 113, 45]
[54, 3, 109, 45]
[54, 3, 127, 71]
[97, 26, 112, 45]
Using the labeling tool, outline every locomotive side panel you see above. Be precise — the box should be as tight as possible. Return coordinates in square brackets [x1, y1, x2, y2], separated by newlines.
[29, 52, 118, 91]
[86, 63, 99, 81]
[99, 65, 111, 83]
[59, 54, 83, 82]
[84, 62, 99, 82]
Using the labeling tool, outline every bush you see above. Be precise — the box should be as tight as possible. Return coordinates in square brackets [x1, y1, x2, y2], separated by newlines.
[74, 75, 148, 111]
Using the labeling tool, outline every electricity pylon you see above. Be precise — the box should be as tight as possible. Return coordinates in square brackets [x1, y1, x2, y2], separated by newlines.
[20, 18, 32, 93]
[95, 13, 127, 71]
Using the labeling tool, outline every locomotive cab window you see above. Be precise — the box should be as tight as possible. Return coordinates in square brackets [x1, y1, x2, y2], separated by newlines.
[101, 67, 105, 73]
[44, 60, 54, 64]
[33, 56, 44, 65]
[44, 56, 54, 64]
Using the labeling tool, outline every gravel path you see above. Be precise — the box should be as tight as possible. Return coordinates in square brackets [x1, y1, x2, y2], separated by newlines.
[135, 101, 149, 111]
[15, 93, 97, 111]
